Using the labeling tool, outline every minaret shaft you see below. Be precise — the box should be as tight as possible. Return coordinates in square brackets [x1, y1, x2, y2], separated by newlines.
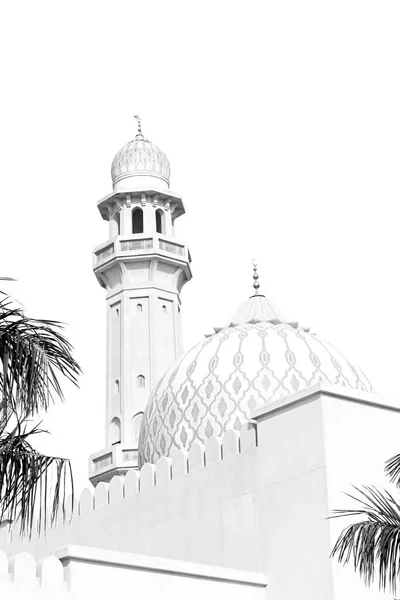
[105, 278, 183, 447]
[89, 183, 191, 485]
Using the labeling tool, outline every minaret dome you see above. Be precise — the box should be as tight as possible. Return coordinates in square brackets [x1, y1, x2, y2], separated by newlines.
[111, 115, 171, 191]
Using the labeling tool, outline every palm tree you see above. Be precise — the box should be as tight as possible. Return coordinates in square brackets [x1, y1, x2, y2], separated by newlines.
[0, 283, 81, 536]
[331, 454, 400, 595]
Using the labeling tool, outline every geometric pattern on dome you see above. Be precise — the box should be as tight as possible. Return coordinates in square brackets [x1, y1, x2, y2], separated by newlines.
[111, 139, 170, 186]
[138, 321, 373, 467]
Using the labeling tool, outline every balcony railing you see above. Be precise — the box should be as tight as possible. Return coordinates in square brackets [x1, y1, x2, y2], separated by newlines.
[92, 452, 113, 470]
[89, 446, 139, 479]
[95, 243, 114, 263]
[159, 239, 185, 256]
[120, 238, 153, 252]
[123, 449, 138, 462]
[94, 235, 188, 265]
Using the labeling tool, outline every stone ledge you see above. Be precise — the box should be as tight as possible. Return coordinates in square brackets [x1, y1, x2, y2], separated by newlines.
[251, 383, 400, 421]
[55, 544, 268, 587]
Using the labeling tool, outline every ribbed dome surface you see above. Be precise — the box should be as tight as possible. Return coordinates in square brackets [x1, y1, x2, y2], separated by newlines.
[111, 139, 170, 186]
[139, 318, 373, 466]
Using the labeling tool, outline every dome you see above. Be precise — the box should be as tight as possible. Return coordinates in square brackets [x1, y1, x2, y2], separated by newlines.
[111, 137, 170, 187]
[138, 294, 373, 466]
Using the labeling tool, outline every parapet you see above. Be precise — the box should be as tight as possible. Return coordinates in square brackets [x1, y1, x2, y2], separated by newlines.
[0, 549, 66, 595]
[80, 422, 257, 515]
[3, 422, 257, 563]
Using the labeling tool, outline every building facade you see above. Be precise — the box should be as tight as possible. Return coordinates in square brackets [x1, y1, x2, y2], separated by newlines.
[1, 120, 398, 599]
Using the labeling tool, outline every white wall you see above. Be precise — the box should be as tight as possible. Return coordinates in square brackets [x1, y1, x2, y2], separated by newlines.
[4, 426, 259, 572]
[2, 385, 399, 599]
[253, 384, 398, 600]
[0, 545, 267, 600]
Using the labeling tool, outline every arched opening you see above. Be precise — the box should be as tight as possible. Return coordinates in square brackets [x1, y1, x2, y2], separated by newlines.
[137, 303, 142, 313]
[132, 412, 144, 445]
[155, 209, 165, 234]
[114, 379, 120, 394]
[114, 212, 120, 235]
[132, 208, 143, 234]
[137, 374, 145, 388]
[111, 417, 121, 445]
[162, 304, 167, 314]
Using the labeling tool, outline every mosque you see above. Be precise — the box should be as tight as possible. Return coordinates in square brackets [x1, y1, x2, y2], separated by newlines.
[1, 118, 399, 599]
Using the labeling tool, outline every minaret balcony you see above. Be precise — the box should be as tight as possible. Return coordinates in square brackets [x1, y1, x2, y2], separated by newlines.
[93, 233, 191, 269]
[88, 444, 139, 486]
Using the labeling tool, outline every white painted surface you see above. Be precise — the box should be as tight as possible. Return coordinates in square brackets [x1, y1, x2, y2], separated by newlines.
[254, 385, 398, 599]
[3, 386, 398, 598]
[0, 545, 267, 600]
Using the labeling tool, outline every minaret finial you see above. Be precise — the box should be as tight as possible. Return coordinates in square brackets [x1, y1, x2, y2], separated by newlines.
[134, 114, 144, 140]
[252, 259, 260, 295]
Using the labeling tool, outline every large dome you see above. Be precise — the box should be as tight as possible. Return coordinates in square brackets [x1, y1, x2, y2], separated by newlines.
[138, 294, 373, 466]
[111, 138, 170, 187]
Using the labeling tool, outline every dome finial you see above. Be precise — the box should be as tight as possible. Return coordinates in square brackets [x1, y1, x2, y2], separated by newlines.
[134, 114, 144, 140]
[252, 259, 260, 295]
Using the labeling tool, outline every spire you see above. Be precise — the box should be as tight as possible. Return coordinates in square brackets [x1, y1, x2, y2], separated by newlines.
[222, 260, 281, 327]
[207, 262, 310, 336]
[252, 259, 260, 296]
[134, 114, 144, 140]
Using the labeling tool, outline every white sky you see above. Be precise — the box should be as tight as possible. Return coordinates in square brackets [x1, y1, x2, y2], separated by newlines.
[1, 1, 399, 491]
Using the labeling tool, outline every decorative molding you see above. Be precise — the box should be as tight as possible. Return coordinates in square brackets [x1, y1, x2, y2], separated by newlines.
[141, 193, 146, 207]
[152, 194, 159, 208]
[125, 193, 132, 208]
[55, 543, 267, 587]
[165, 201, 170, 211]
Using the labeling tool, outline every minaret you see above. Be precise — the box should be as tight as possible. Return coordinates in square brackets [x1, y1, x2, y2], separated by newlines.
[89, 117, 192, 484]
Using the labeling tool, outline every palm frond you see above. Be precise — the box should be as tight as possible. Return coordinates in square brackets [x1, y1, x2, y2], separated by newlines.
[0, 424, 73, 536]
[0, 292, 82, 426]
[385, 454, 400, 488]
[0, 289, 80, 535]
[331, 485, 400, 594]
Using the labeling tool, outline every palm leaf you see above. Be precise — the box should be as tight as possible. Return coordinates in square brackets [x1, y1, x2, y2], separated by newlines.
[0, 290, 81, 535]
[385, 454, 400, 488]
[331, 485, 400, 594]
[0, 293, 81, 426]
[0, 424, 73, 536]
